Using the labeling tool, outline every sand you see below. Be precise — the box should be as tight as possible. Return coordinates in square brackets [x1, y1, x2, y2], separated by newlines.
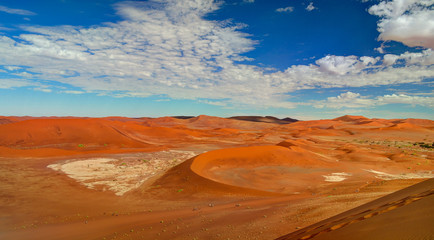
[0, 115, 432, 239]
[276, 178, 434, 240]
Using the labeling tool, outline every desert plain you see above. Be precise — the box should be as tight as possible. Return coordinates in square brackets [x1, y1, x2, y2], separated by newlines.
[0, 115, 433, 240]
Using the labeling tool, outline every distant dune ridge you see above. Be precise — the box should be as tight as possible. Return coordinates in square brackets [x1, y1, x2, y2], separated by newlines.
[229, 116, 298, 124]
[0, 114, 432, 158]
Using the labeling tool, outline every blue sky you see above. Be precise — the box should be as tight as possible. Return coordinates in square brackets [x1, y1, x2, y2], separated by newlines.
[0, 0, 433, 120]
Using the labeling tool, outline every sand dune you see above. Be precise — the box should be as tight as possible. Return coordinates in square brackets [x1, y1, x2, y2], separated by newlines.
[276, 178, 434, 240]
[0, 118, 151, 148]
[189, 145, 334, 193]
[333, 115, 369, 122]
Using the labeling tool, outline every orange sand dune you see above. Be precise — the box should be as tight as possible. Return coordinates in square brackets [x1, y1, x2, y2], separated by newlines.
[144, 156, 281, 199]
[334, 144, 392, 163]
[188, 145, 335, 193]
[0, 118, 154, 148]
[0, 115, 294, 157]
[383, 122, 430, 131]
[140, 116, 187, 127]
[333, 115, 369, 122]
[276, 178, 434, 240]
[393, 118, 434, 127]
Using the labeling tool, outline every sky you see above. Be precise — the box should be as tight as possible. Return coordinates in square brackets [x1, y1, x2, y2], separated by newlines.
[0, 0, 433, 120]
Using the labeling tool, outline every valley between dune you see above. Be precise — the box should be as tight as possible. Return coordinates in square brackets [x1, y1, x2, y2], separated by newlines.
[0, 115, 433, 240]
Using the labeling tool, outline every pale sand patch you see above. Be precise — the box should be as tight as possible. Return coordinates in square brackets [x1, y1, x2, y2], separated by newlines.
[323, 172, 352, 182]
[48, 150, 197, 196]
[364, 169, 434, 180]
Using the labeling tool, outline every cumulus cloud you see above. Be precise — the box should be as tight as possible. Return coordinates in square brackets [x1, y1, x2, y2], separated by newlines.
[0, 0, 432, 110]
[276, 6, 294, 13]
[313, 92, 374, 109]
[377, 93, 434, 107]
[382, 49, 434, 65]
[315, 55, 379, 75]
[306, 2, 316, 11]
[368, 0, 434, 49]
[0, 5, 36, 16]
[313, 91, 434, 109]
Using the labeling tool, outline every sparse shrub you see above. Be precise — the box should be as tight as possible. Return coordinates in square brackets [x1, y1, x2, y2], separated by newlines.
[417, 142, 434, 149]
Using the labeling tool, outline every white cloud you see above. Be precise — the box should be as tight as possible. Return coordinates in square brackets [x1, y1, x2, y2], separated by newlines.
[198, 99, 227, 106]
[0, 0, 432, 110]
[0, 5, 36, 16]
[377, 93, 434, 107]
[313, 92, 374, 109]
[4, 65, 22, 71]
[243, 0, 255, 3]
[306, 2, 316, 11]
[312, 91, 434, 109]
[13, 71, 34, 78]
[33, 87, 52, 93]
[398, 49, 434, 65]
[383, 54, 400, 65]
[382, 49, 434, 66]
[0, 26, 13, 31]
[0, 78, 34, 89]
[62, 90, 85, 94]
[276, 6, 294, 13]
[315, 55, 379, 75]
[368, 0, 434, 49]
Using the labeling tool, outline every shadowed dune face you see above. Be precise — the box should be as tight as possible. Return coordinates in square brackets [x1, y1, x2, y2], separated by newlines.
[190, 145, 335, 193]
[333, 115, 369, 122]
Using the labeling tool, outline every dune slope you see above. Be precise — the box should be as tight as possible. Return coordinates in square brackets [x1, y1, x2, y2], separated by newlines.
[276, 178, 434, 240]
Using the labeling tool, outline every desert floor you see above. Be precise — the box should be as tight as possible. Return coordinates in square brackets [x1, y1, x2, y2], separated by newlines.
[0, 115, 433, 239]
